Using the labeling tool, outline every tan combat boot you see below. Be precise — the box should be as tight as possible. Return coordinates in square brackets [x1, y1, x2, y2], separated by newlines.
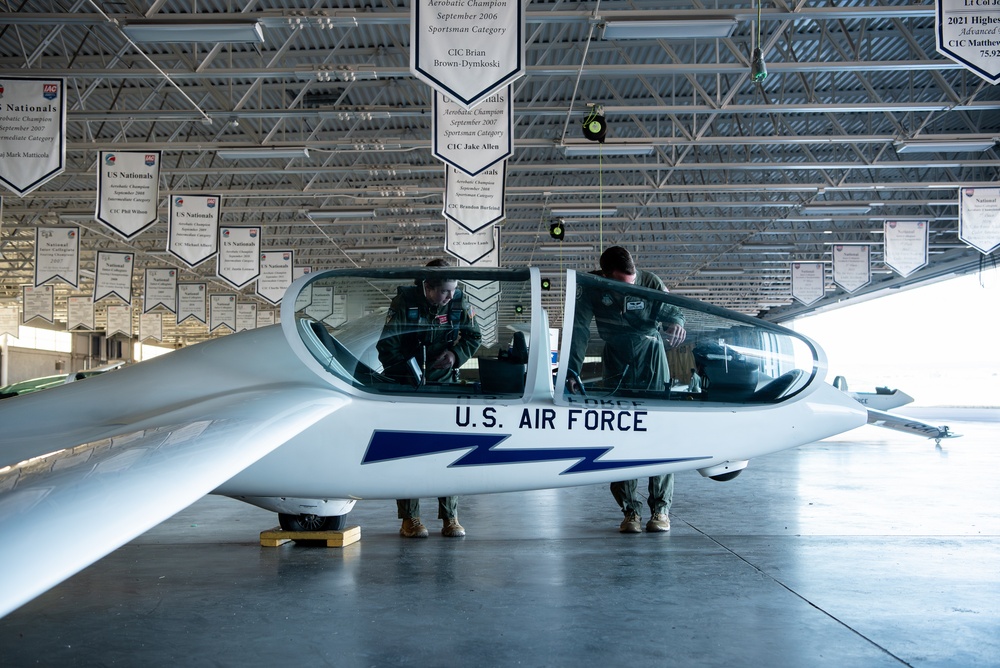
[619, 510, 641, 533]
[646, 513, 671, 532]
[442, 517, 466, 537]
[400, 517, 429, 538]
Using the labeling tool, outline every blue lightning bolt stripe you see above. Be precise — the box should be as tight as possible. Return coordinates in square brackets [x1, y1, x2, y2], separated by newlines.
[361, 430, 710, 475]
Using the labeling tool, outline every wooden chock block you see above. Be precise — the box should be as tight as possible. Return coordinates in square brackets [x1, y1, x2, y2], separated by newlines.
[259, 525, 361, 548]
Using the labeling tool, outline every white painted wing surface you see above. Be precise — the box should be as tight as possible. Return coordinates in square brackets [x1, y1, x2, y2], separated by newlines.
[866, 407, 960, 440]
[0, 388, 347, 619]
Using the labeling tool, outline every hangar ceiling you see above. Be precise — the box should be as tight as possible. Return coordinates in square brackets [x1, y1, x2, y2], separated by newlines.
[1, 0, 999, 346]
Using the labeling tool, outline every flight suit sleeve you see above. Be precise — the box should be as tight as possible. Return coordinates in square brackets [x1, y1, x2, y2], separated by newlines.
[641, 270, 685, 328]
[376, 295, 411, 372]
[450, 306, 482, 367]
[566, 284, 594, 375]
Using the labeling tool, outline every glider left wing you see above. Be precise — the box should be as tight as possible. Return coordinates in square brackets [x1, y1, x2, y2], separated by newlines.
[866, 407, 960, 442]
[0, 388, 346, 618]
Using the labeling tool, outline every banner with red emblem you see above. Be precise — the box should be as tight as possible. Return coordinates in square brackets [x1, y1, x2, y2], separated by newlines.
[96, 150, 161, 239]
[168, 194, 221, 267]
[0, 77, 66, 196]
[218, 226, 261, 289]
[257, 249, 294, 305]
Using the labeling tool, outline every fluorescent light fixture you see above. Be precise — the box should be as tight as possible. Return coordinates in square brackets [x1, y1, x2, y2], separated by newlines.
[673, 288, 712, 294]
[801, 203, 872, 215]
[562, 144, 655, 156]
[306, 209, 376, 219]
[538, 244, 595, 253]
[122, 19, 264, 44]
[894, 138, 996, 153]
[740, 244, 796, 251]
[549, 207, 617, 217]
[699, 269, 745, 276]
[217, 147, 309, 160]
[601, 19, 737, 40]
[343, 246, 398, 254]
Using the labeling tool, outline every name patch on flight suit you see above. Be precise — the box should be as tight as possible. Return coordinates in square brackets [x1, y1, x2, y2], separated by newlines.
[625, 299, 645, 311]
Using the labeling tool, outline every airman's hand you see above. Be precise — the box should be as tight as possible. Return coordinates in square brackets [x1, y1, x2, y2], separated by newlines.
[431, 349, 457, 369]
[664, 323, 687, 348]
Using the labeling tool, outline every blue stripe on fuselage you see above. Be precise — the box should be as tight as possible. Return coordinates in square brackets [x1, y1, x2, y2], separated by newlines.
[361, 430, 709, 475]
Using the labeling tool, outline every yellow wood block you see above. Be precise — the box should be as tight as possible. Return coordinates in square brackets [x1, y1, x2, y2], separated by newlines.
[259, 525, 361, 548]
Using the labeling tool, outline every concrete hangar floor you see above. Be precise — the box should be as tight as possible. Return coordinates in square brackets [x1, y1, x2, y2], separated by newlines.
[1, 407, 997, 667]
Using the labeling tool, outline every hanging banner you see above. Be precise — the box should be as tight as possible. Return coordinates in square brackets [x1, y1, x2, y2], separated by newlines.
[294, 285, 314, 313]
[0, 77, 66, 196]
[257, 249, 294, 305]
[410, 0, 524, 109]
[0, 305, 19, 337]
[884, 220, 929, 278]
[443, 163, 505, 232]
[433, 88, 512, 176]
[67, 296, 95, 331]
[791, 262, 825, 306]
[22, 285, 54, 324]
[143, 268, 177, 313]
[936, 0, 1000, 84]
[168, 194, 221, 267]
[177, 283, 207, 325]
[959, 186, 1000, 254]
[139, 312, 162, 342]
[458, 226, 501, 268]
[34, 226, 79, 288]
[210, 294, 237, 333]
[0, 196, 4, 261]
[446, 219, 496, 264]
[323, 293, 348, 328]
[305, 285, 334, 320]
[236, 303, 257, 332]
[106, 304, 131, 338]
[94, 251, 134, 304]
[95, 150, 160, 239]
[293, 266, 312, 281]
[257, 309, 276, 328]
[832, 244, 871, 293]
[218, 226, 261, 289]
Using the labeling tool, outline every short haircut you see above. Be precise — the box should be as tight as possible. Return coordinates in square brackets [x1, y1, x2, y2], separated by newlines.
[422, 258, 455, 289]
[599, 246, 636, 275]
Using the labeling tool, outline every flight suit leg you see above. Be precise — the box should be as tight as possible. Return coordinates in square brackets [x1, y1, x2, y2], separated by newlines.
[647, 473, 674, 515]
[610, 480, 643, 516]
[397, 498, 421, 519]
[437, 496, 458, 519]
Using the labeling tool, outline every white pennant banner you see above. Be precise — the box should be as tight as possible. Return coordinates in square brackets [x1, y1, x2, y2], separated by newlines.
[106, 304, 132, 338]
[218, 226, 261, 289]
[791, 262, 826, 306]
[210, 294, 237, 333]
[34, 226, 79, 288]
[168, 194, 221, 267]
[410, 0, 524, 109]
[293, 266, 312, 281]
[959, 186, 1000, 254]
[94, 251, 134, 304]
[96, 150, 160, 239]
[177, 283, 207, 325]
[139, 311, 162, 342]
[0, 77, 66, 196]
[257, 249, 294, 305]
[22, 285, 53, 324]
[323, 294, 348, 328]
[67, 296, 95, 331]
[446, 218, 496, 264]
[832, 244, 871, 293]
[305, 285, 334, 320]
[443, 163, 505, 232]
[884, 220, 929, 277]
[433, 88, 512, 176]
[236, 303, 257, 332]
[0, 305, 19, 337]
[257, 309, 276, 328]
[143, 268, 178, 313]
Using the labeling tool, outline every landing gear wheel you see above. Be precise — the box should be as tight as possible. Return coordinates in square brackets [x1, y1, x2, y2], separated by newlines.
[278, 513, 348, 532]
